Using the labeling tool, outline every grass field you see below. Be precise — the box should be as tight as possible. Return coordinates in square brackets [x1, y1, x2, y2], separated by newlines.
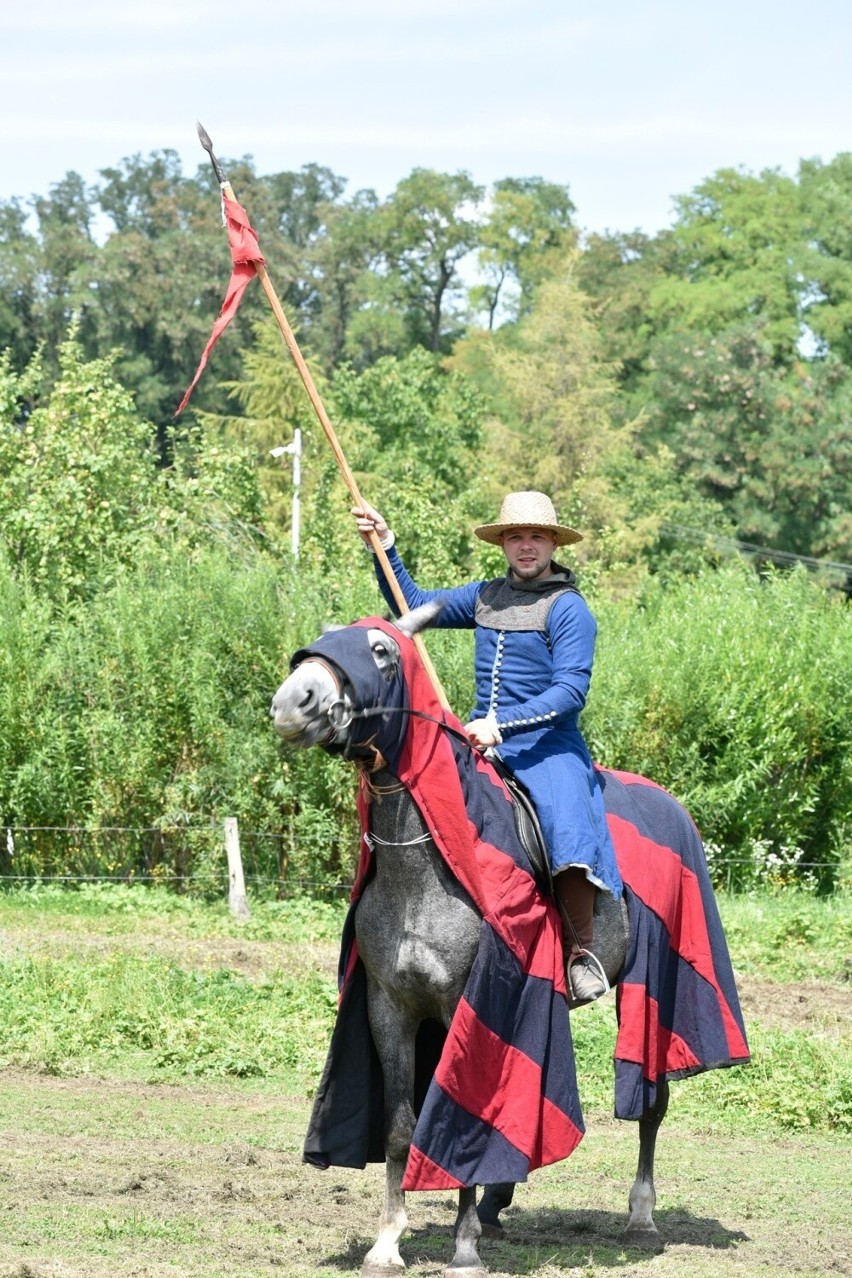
[0, 884, 850, 1278]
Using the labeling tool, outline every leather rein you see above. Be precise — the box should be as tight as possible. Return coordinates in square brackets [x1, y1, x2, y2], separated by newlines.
[296, 656, 550, 885]
[297, 656, 474, 761]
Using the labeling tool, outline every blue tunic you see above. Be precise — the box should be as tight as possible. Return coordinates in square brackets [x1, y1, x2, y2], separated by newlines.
[374, 547, 622, 898]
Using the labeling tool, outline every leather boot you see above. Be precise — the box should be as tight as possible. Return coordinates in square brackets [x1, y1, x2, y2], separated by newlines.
[554, 867, 609, 1006]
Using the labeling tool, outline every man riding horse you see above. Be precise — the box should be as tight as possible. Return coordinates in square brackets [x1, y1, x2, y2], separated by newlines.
[271, 572, 750, 1269]
[353, 490, 620, 1006]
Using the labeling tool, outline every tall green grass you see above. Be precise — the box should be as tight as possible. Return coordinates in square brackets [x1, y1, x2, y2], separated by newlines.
[0, 952, 337, 1081]
[1, 885, 850, 1134]
[1, 553, 849, 890]
[588, 564, 851, 889]
[718, 888, 852, 980]
[0, 886, 342, 1082]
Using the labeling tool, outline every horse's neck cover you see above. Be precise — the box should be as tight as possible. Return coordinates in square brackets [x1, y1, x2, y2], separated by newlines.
[349, 617, 560, 921]
[291, 619, 411, 765]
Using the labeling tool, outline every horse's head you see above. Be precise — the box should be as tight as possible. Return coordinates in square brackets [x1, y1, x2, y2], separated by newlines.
[270, 603, 441, 761]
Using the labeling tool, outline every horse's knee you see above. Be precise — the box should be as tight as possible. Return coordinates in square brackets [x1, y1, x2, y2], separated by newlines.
[385, 1121, 415, 1167]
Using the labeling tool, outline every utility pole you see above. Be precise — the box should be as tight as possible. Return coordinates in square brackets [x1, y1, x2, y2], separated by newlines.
[270, 428, 302, 560]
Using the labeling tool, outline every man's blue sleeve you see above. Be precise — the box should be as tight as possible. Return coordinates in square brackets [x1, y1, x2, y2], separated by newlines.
[373, 546, 482, 628]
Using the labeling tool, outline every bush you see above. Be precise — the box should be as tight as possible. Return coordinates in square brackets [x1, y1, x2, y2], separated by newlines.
[0, 546, 360, 887]
[586, 563, 852, 889]
[1, 512, 849, 895]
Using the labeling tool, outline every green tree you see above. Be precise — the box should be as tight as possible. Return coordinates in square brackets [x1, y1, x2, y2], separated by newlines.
[483, 257, 632, 530]
[0, 200, 39, 368]
[641, 321, 852, 560]
[576, 229, 676, 398]
[471, 177, 576, 328]
[302, 348, 489, 592]
[648, 166, 803, 363]
[79, 151, 236, 444]
[375, 169, 484, 354]
[576, 161, 852, 568]
[204, 314, 319, 541]
[76, 152, 350, 443]
[31, 172, 98, 367]
[304, 189, 382, 369]
[250, 162, 350, 328]
[798, 152, 852, 364]
[461, 256, 732, 593]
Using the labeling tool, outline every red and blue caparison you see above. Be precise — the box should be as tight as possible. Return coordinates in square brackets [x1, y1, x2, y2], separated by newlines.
[302, 619, 749, 1191]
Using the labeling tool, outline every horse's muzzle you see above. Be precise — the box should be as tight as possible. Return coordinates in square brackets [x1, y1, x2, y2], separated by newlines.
[270, 659, 351, 747]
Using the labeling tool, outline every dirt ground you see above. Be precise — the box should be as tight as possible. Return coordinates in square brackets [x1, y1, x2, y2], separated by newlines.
[737, 972, 852, 1030]
[1, 916, 849, 1277]
[0, 1045, 848, 1278]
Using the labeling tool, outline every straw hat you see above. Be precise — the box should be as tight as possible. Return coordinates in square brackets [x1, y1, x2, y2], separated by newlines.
[473, 491, 583, 546]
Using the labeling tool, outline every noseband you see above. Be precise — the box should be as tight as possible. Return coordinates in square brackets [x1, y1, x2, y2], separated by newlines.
[294, 657, 390, 765]
[293, 657, 353, 742]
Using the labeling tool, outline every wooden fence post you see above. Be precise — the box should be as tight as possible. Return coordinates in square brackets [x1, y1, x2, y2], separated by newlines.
[224, 817, 250, 919]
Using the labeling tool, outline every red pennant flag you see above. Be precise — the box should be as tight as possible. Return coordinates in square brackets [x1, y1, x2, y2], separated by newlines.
[175, 194, 266, 416]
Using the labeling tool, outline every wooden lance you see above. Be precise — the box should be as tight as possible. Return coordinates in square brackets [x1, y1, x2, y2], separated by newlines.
[195, 123, 450, 710]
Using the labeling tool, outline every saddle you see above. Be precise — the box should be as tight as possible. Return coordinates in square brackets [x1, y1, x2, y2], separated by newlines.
[487, 753, 553, 897]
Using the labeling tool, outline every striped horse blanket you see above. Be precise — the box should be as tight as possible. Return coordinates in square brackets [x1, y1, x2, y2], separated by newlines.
[302, 618, 749, 1190]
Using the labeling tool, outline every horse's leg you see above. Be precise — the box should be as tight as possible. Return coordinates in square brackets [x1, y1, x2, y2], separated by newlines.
[362, 990, 417, 1277]
[623, 1079, 669, 1248]
[476, 1182, 515, 1236]
[447, 1185, 486, 1276]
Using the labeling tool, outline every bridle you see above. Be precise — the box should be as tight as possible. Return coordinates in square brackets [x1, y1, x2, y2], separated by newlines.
[293, 656, 356, 744]
[294, 655, 474, 757]
[292, 654, 547, 878]
[294, 656, 397, 769]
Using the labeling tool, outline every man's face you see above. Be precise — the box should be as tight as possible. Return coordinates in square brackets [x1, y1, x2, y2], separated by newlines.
[500, 527, 558, 581]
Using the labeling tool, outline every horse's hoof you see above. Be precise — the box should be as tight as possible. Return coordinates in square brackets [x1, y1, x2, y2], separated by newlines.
[361, 1263, 405, 1277]
[621, 1226, 664, 1253]
[478, 1220, 503, 1239]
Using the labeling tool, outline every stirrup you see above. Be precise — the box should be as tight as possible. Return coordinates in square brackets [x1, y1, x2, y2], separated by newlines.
[566, 948, 611, 1006]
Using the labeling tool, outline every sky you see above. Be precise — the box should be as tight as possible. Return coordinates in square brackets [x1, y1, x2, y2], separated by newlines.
[2, 0, 850, 238]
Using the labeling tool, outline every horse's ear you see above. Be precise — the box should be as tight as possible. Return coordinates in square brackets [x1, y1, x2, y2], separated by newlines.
[394, 601, 443, 637]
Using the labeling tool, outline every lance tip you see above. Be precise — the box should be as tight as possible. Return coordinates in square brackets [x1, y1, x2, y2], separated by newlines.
[195, 121, 228, 185]
[196, 120, 213, 152]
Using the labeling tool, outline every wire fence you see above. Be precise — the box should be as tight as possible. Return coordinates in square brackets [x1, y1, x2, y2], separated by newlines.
[0, 822, 353, 899]
[0, 822, 843, 896]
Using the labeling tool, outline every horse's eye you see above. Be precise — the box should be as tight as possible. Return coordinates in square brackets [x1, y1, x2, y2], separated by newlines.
[372, 642, 388, 658]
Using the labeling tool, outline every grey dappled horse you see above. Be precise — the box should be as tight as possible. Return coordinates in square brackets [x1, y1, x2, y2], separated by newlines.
[271, 605, 671, 1277]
